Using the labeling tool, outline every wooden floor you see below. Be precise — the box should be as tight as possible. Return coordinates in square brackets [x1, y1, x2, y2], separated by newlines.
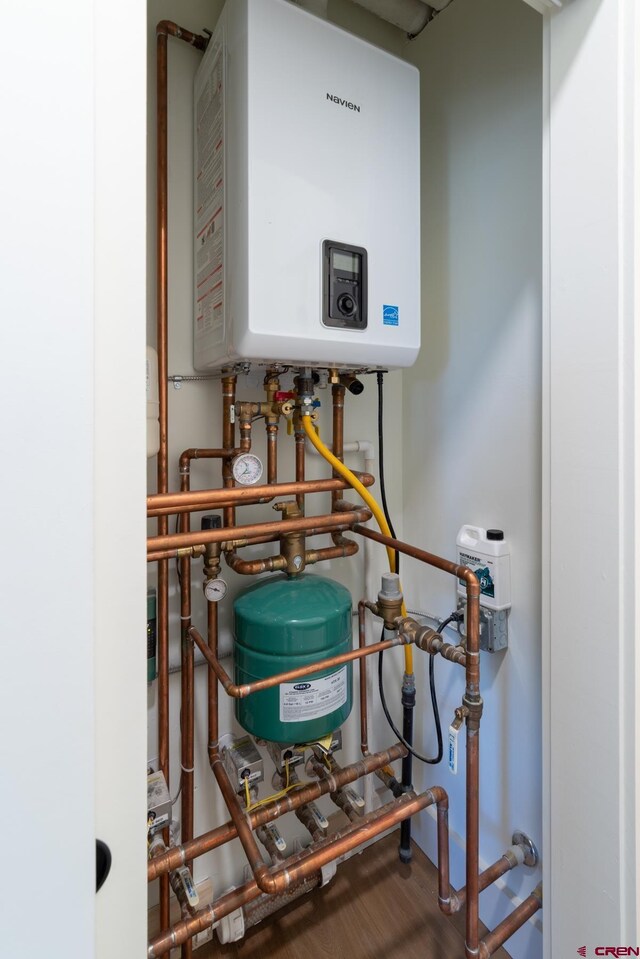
[200, 835, 511, 959]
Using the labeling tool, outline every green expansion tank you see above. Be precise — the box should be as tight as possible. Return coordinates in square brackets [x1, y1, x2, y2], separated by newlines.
[234, 573, 353, 744]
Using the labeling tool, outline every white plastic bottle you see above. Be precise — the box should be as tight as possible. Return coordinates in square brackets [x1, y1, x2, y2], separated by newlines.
[456, 526, 511, 611]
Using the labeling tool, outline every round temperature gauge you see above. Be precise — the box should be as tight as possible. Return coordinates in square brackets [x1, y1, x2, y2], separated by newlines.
[232, 453, 263, 486]
[204, 578, 228, 603]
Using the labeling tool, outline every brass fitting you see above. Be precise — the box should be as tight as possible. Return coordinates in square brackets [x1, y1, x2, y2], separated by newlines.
[375, 573, 404, 630]
[273, 500, 306, 575]
[461, 693, 484, 727]
[263, 371, 281, 425]
[235, 401, 259, 450]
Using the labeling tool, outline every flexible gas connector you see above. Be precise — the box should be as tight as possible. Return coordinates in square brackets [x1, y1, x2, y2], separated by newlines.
[301, 412, 413, 674]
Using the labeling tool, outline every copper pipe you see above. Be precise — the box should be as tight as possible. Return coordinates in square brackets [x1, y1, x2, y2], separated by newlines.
[147, 472, 375, 514]
[236, 404, 254, 452]
[147, 744, 406, 881]
[207, 599, 218, 757]
[266, 423, 278, 484]
[353, 525, 479, 587]
[180, 447, 241, 468]
[189, 624, 407, 698]
[331, 383, 345, 508]
[148, 880, 264, 958]
[352, 525, 483, 956]
[157, 19, 208, 49]
[224, 539, 358, 576]
[304, 540, 359, 563]
[450, 850, 524, 913]
[156, 22, 170, 931]
[256, 824, 284, 863]
[212, 750, 436, 897]
[149, 838, 197, 922]
[435, 788, 454, 910]
[179, 471, 194, 879]
[147, 520, 361, 564]
[148, 787, 429, 957]
[155, 21, 207, 934]
[287, 768, 325, 841]
[295, 418, 306, 511]
[225, 551, 288, 575]
[311, 754, 363, 822]
[358, 601, 369, 756]
[330, 384, 359, 556]
[478, 886, 543, 959]
[148, 547, 204, 563]
[148, 507, 372, 553]
[221, 375, 237, 528]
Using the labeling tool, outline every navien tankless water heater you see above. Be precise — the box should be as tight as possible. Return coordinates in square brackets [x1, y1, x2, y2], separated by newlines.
[194, 0, 420, 371]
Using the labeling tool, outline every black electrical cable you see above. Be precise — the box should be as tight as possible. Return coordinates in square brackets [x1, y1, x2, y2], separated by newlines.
[376, 613, 460, 765]
[376, 371, 399, 575]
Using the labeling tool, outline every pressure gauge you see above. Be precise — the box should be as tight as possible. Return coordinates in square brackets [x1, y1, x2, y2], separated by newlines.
[204, 578, 228, 603]
[232, 453, 263, 486]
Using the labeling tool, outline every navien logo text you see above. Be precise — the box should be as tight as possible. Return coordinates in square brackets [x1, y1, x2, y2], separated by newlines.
[326, 93, 361, 113]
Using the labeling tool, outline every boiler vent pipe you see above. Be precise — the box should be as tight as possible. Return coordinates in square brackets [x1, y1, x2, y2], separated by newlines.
[347, 0, 432, 35]
[292, 0, 436, 36]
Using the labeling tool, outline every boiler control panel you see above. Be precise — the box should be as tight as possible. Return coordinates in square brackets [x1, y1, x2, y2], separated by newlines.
[322, 240, 367, 331]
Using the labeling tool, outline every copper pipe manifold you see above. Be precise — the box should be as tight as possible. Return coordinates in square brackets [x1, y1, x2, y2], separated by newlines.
[148, 789, 440, 958]
[147, 506, 372, 556]
[146, 472, 375, 516]
[147, 744, 407, 882]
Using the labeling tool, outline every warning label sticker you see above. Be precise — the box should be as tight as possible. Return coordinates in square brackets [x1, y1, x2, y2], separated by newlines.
[279, 667, 348, 724]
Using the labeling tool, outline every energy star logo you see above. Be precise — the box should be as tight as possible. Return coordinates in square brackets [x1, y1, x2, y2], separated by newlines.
[383, 304, 399, 326]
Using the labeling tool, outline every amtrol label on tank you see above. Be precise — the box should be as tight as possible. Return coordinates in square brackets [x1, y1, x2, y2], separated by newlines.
[279, 667, 348, 723]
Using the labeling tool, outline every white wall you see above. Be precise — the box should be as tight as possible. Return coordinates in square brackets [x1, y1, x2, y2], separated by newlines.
[0, 4, 95, 955]
[544, 0, 639, 951]
[403, 3, 543, 958]
[95, 2, 148, 956]
[1, 2, 147, 957]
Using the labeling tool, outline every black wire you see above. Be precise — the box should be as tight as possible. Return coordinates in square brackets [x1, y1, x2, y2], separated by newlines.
[376, 371, 399, 575]
[377, 615, 460, 765]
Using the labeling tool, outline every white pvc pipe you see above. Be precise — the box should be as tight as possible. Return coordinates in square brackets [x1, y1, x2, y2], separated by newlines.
[348, 0, 431, 35]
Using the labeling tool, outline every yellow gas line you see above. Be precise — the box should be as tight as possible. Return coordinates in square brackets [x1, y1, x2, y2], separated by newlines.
[302, 414, 413, 675]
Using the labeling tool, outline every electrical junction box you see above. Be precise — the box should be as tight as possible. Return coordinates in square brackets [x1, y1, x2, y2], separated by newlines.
[220, 734, 265, 791]
[194, 0, 420, 372]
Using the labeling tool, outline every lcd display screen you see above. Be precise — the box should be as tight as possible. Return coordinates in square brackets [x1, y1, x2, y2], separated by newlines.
[332, 251, 360, 274]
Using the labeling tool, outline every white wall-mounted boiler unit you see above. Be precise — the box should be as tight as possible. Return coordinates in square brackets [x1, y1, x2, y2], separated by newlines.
[194, 0, 420, 371]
